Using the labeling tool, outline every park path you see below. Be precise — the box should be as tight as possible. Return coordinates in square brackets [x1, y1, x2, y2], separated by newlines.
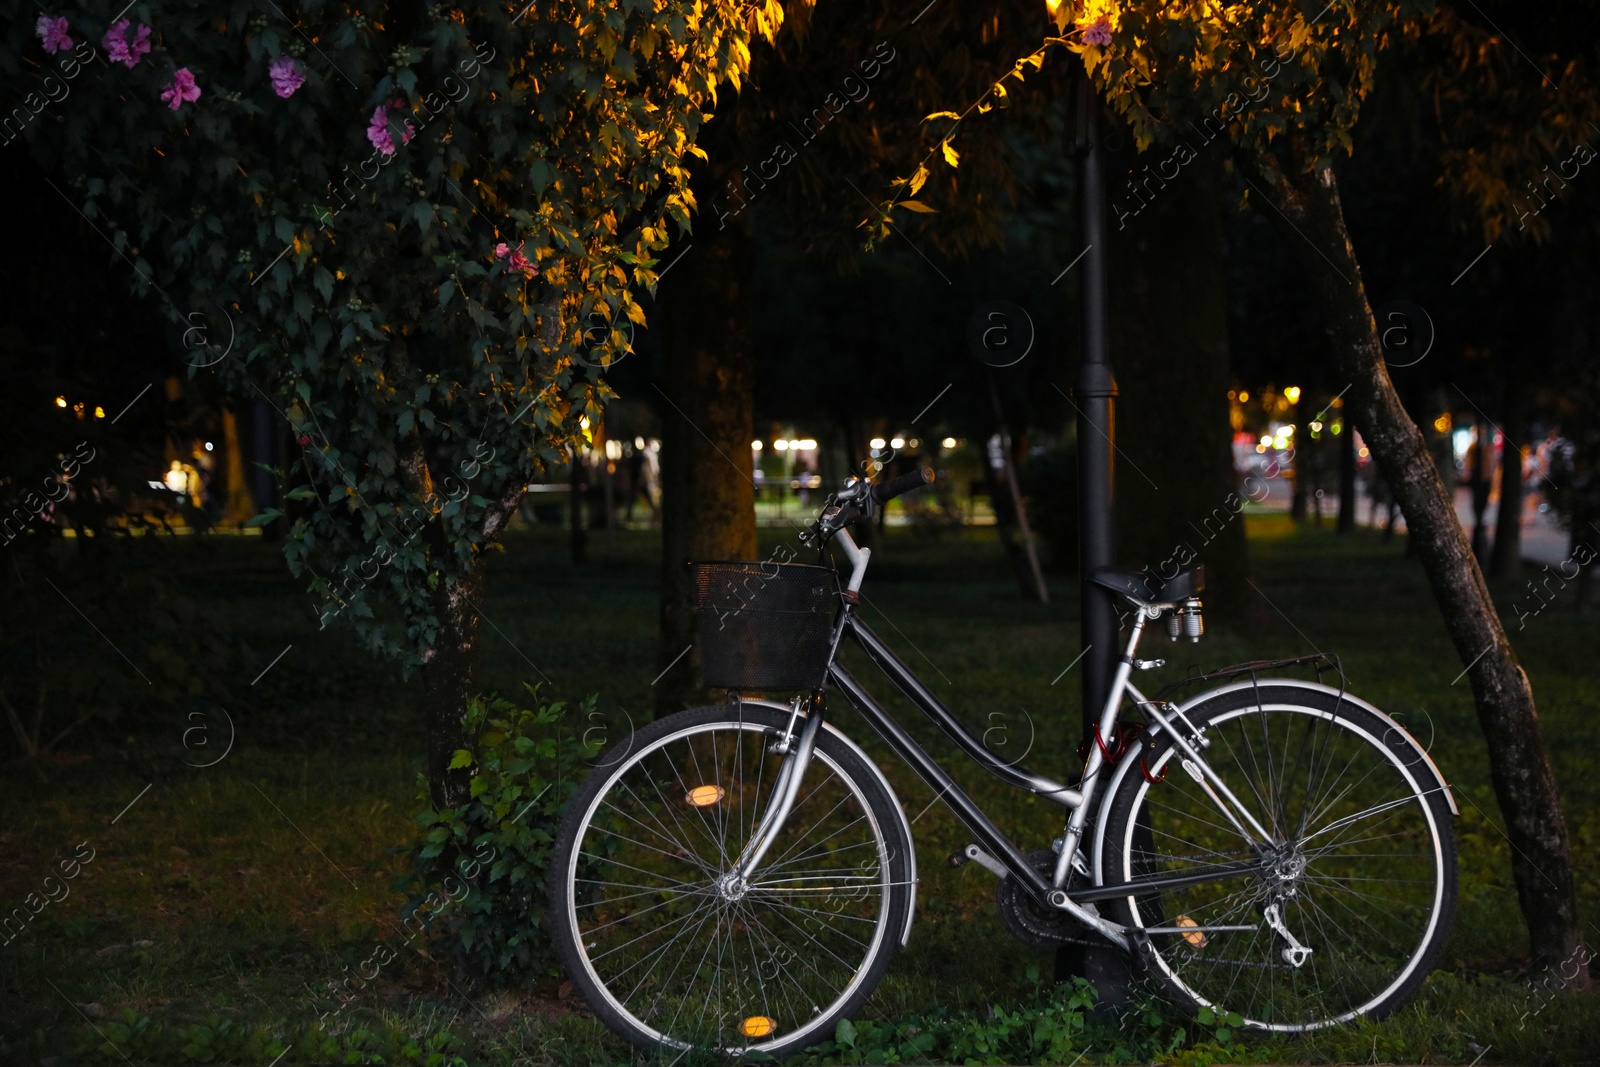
[1248, 477, 1579, 567]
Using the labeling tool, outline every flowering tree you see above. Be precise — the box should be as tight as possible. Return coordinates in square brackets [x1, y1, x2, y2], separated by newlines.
[2, 0, 786, 805]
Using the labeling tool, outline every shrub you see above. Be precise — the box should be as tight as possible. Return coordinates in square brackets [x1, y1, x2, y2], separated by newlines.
[399, 685, 598, 988]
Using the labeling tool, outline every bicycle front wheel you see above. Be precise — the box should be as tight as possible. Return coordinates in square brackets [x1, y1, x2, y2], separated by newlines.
[1097, 682, 1456, 1031]
[548, 703, 914, 1057]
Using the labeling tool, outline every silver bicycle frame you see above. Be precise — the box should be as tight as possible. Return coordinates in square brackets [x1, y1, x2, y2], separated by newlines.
[732, 528, 1275, 949]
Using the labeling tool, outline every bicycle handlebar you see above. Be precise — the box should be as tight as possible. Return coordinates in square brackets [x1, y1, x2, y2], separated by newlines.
[869, 466, 935, 506]
[802, 467, 936, 549]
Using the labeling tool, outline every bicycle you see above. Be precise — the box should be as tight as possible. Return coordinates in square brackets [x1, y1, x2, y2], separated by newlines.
[548, 468, 1458, 1056]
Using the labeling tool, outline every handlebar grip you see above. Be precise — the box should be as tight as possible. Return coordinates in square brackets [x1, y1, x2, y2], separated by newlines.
[870, 466, 935, 505]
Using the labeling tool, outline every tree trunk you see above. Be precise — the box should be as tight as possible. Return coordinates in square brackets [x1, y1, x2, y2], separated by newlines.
[1107, 151, 1251, 613]
[1490, 373, 1526, 579]
[569, 453, 588, 565]
[989, 380, 1048, 603]
[1338, 417, 1357, 534]
[1574, 528, 1594, 611]
[1254, 154, 1586, 976]
[420, 566, 482, 810]
[655, 151, 759, 718]
[982, 431, 1046, 602]
[1290, 399, 1309, 524]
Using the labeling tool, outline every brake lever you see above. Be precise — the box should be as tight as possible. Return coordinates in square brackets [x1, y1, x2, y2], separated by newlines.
[800, 480, 873, 549]
[800, 494, 841, 548]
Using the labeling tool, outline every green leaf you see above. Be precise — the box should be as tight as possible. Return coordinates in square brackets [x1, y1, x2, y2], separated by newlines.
[448, 749, 474, 769]
[245, 508, 285, 527]
[835, 1018, 856, 1048]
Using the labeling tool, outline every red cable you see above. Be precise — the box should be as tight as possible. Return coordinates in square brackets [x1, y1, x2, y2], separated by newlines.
[1140, 757, 1167, 784]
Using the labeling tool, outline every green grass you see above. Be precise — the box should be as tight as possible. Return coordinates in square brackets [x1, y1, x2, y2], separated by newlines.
[1, 515, 1596, 1064]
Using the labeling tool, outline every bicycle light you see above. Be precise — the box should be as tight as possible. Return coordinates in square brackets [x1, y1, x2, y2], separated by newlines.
[1168, 598, 1204, 642]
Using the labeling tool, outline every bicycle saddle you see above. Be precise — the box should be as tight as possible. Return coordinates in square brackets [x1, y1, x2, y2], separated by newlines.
[1088, 563, 1205, 605]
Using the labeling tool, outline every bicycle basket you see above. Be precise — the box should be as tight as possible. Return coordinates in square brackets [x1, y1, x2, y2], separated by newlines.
[691, 561, 840, 690]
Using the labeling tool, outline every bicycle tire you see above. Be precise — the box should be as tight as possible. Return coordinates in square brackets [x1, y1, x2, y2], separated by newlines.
[548, 703, 915, 1057]
[1096, 681, 1456, 1031]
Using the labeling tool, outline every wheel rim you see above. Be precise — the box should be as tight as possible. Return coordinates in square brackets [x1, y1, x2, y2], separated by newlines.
[1116, 702, 1448, 1031]
[566, 718, 893, 1052]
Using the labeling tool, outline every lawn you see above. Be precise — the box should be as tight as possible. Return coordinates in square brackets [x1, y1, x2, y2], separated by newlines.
[1, 515, 1596, 1065]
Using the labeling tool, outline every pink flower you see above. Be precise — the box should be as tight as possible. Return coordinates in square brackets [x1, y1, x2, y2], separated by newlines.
[366, 105, 395, 154]
[366, 100, 415, 156]
[269, 55, 305, 99]
[161, 67, 201, 111]
[102, 19, 152, 68]
[36, 15, 73, 54]
[1082, 18, 1112, 47]
[496, 241, 537, 277]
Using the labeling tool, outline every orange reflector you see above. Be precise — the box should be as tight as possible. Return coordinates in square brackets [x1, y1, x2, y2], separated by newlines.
[1176, 914, 1206, 948]
[741, 1015, 775, 1038]
[686, 785, 726, 808]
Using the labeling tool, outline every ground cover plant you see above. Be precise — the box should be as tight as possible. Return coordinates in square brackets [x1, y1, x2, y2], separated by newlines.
[0, 516, 1595, 1064]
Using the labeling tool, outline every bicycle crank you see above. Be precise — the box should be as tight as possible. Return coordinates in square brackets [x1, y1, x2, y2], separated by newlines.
[993, 850, 1099, 948]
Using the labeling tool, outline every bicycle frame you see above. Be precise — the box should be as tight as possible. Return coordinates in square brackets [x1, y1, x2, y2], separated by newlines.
[731, 528, 1269, 952]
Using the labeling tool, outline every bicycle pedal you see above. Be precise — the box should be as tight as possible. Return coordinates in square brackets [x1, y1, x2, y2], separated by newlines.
[949, 843, 1008, 878]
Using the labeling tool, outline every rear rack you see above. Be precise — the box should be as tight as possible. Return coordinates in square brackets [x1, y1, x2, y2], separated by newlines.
[1154, 653, 1345, 702]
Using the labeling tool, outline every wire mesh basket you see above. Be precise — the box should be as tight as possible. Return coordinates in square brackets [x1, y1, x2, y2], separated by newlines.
[691, 561, 841, 690]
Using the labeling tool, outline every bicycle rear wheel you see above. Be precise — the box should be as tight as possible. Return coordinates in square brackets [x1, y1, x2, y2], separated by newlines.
[1097, 682, 1456, 1031]
[548, 703, 914, 1057]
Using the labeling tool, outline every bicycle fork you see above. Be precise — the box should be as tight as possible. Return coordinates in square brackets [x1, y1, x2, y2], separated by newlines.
[719, 529, 879, 894]
[721, 698, 825, 896]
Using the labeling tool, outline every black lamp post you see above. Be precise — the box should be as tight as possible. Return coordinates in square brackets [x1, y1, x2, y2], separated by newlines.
[1056, 64, 1130, 1005]
[1074, 69, 1117, 743]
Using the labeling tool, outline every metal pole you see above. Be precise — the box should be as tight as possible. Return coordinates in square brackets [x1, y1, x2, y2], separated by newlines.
[1075, 70, 1117, 749]
[1059, 65, 1127, 1007]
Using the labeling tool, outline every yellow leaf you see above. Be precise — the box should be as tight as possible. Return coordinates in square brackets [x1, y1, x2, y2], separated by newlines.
[898, 200, 938, 214]
[941, 141, 960, 168]
[909, 163, 930, 196]
[924, 110, 961, 122]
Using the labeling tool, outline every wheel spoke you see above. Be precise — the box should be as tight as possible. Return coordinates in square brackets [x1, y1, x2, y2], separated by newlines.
[1107, 696, 1451, 1032]
[561, 713, 899, 1053]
